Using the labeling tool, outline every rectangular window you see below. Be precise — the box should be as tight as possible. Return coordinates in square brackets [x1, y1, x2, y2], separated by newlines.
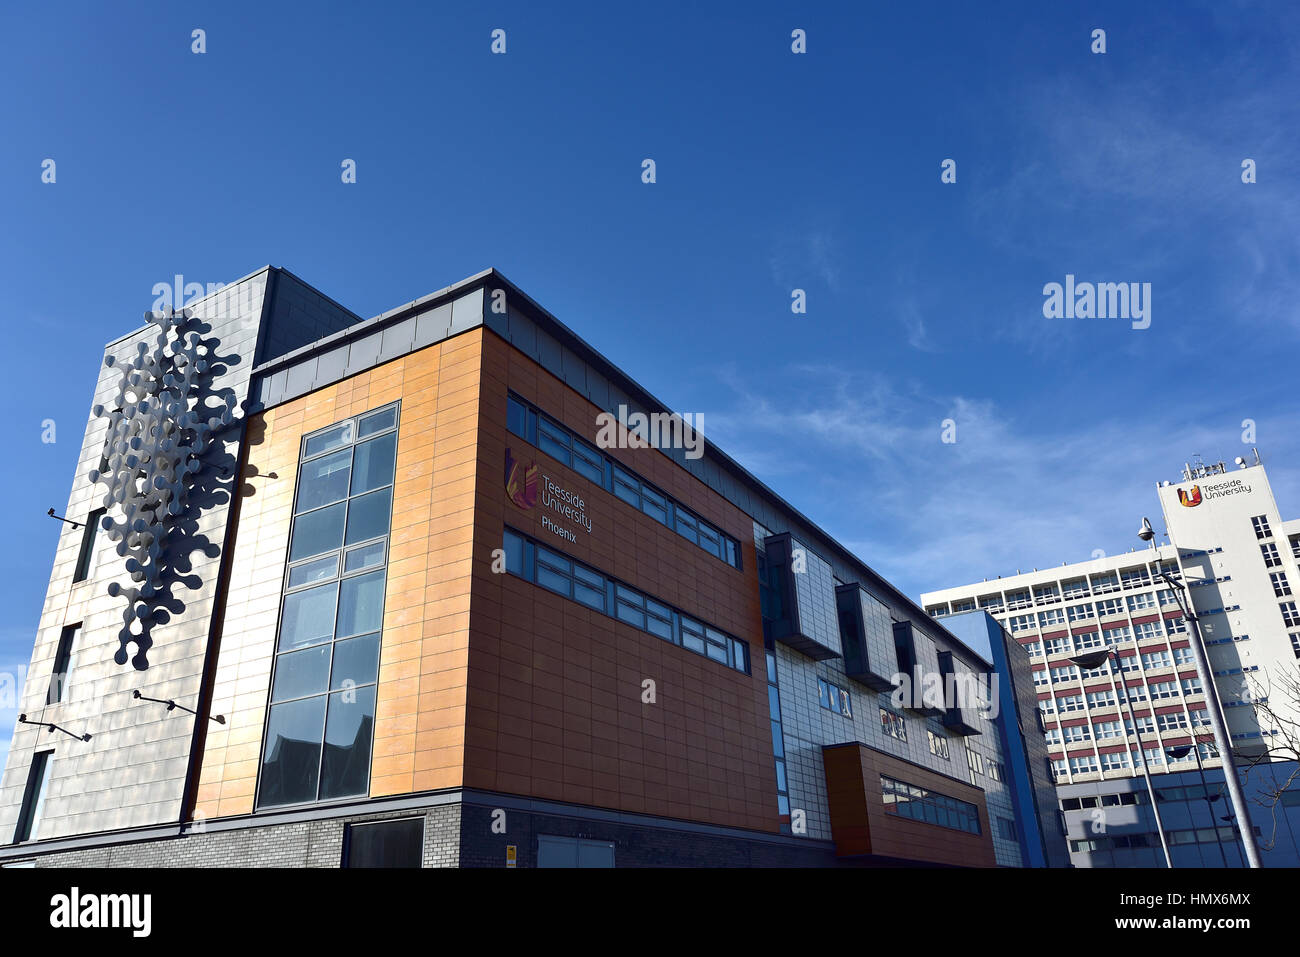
[817, 678, 852, 717]
[880, 707, 907, 741]
[1252, 515, 1272, 539]
[1096, 597, 1125, 617]
[1282, 602, 1300, 629]
[1127, 592, 1156, 612]
[507, 393, 741, 570]
[13, 751, 53, 843]
[1073, 631, 1102, 651]
[1038, 608, 1066, 628]
[503, 527, 748, 674]
[928, 730, 950, 759]
[72, 508, 105, 582]
[1067, 603, 1095, 623]
[1271, 572, 1292, 598]
[343, 817, 424, 867]
[881, 775, 980, 834]
[258, 404, 399, 811]
[46, 624, 80, 705]
[1262, 542, 1282, 568]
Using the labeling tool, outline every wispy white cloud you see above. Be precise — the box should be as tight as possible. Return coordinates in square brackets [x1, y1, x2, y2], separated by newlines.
[767, 228, 841, 293]
[706, 365, 1300, 601]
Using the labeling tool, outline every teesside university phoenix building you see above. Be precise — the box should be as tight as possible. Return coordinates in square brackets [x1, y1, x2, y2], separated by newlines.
[0, 267, 1068, 869]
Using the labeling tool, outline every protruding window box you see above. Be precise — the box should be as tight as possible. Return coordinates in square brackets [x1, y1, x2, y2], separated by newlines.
[892, 620, 945, 716]
[835, 583, 898, 691]
[763, 533, 842, 661]
[937, 650, 983, 736]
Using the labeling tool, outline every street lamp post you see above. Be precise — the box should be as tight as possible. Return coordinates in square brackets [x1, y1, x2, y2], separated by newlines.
[1069, 646, 1173, 868]
[1139, 517, 1263, 869]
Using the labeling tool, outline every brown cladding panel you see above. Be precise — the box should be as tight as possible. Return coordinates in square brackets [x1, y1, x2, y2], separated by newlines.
[823, 742, 997, 866]
[466, 331, 776, 833]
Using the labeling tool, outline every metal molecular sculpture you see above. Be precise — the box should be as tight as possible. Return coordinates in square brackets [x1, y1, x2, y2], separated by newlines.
[89, 308, 238, 669]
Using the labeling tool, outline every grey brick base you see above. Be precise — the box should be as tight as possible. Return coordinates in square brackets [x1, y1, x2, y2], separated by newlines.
[8, 795, 840, 868]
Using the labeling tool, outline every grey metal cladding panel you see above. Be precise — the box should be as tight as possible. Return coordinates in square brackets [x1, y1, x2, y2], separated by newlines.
[347, 332, 382, 376]
[379, 317, 415, 363]
[315, 344, 347, 385]
[483, 292, 508, 337]
[789, 536, 842, 658]
[284, 356, 318, 401]
[264, 368, 289, 408]
[507, 308, 537, 354]
[585, 372, 609, 410]
[859, 589, 901, 681]
[448, 288, 484, 336]
[536, 328, 563, 378]
[560, 346, 587, 393]
[414, 304, 453, 349]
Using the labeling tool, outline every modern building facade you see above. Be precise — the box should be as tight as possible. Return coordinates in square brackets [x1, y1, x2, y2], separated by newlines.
[922, 455, 1300, 866]
[1, 266, 1063, 868]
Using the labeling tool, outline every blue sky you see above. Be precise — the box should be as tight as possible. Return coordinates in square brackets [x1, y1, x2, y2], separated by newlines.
[1, 1, 1298, 770]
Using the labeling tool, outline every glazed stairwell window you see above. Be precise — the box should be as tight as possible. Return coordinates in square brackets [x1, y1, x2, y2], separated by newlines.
[257, 403, 399, 810]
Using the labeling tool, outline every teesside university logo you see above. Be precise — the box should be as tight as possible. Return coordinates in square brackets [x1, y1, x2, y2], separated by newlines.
[1178, 485, 1203, 508]
[505, 447, 537, 509]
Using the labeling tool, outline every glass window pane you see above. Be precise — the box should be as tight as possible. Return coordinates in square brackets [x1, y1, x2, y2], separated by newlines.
[272, 644, 332, 701]
[319, 686, 376, 800]
[280, 582, 339, 651]
[535, 547, 568, 572]
[506, 396, 529, 439]
[288, 554, 338, 590]
[616, 603, 646, 628]
[646, 614, 673, 639]
[290, 502, 346, 561]
[503, 530, 524, 575]
[259, 696, 327, 807]
[358, 407, 397, 438]
[706, 642, 728, 663]
[344, 541, 386, 574]
[337, 570, 386, 638]
[574, 565, 603, 588]
[350, 432, 397, 495]
[297, 448, 352, 513]
[537, 565, 570, 596]
[539, 419, 569, 463]
[575, 584, 605, 611]
[331, 633, 381, 689]
[641, 488, 667, 524]
[571, 443, 603, 484]
[305, 422, 355, 459]
[345, 487, 393, 545]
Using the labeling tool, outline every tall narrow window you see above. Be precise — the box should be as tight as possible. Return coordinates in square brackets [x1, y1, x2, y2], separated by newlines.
[46, 624, 81, 705]
[14, 751, 53, 843]
[258, 403, 399, 810]
[72, 509, 105, 582]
